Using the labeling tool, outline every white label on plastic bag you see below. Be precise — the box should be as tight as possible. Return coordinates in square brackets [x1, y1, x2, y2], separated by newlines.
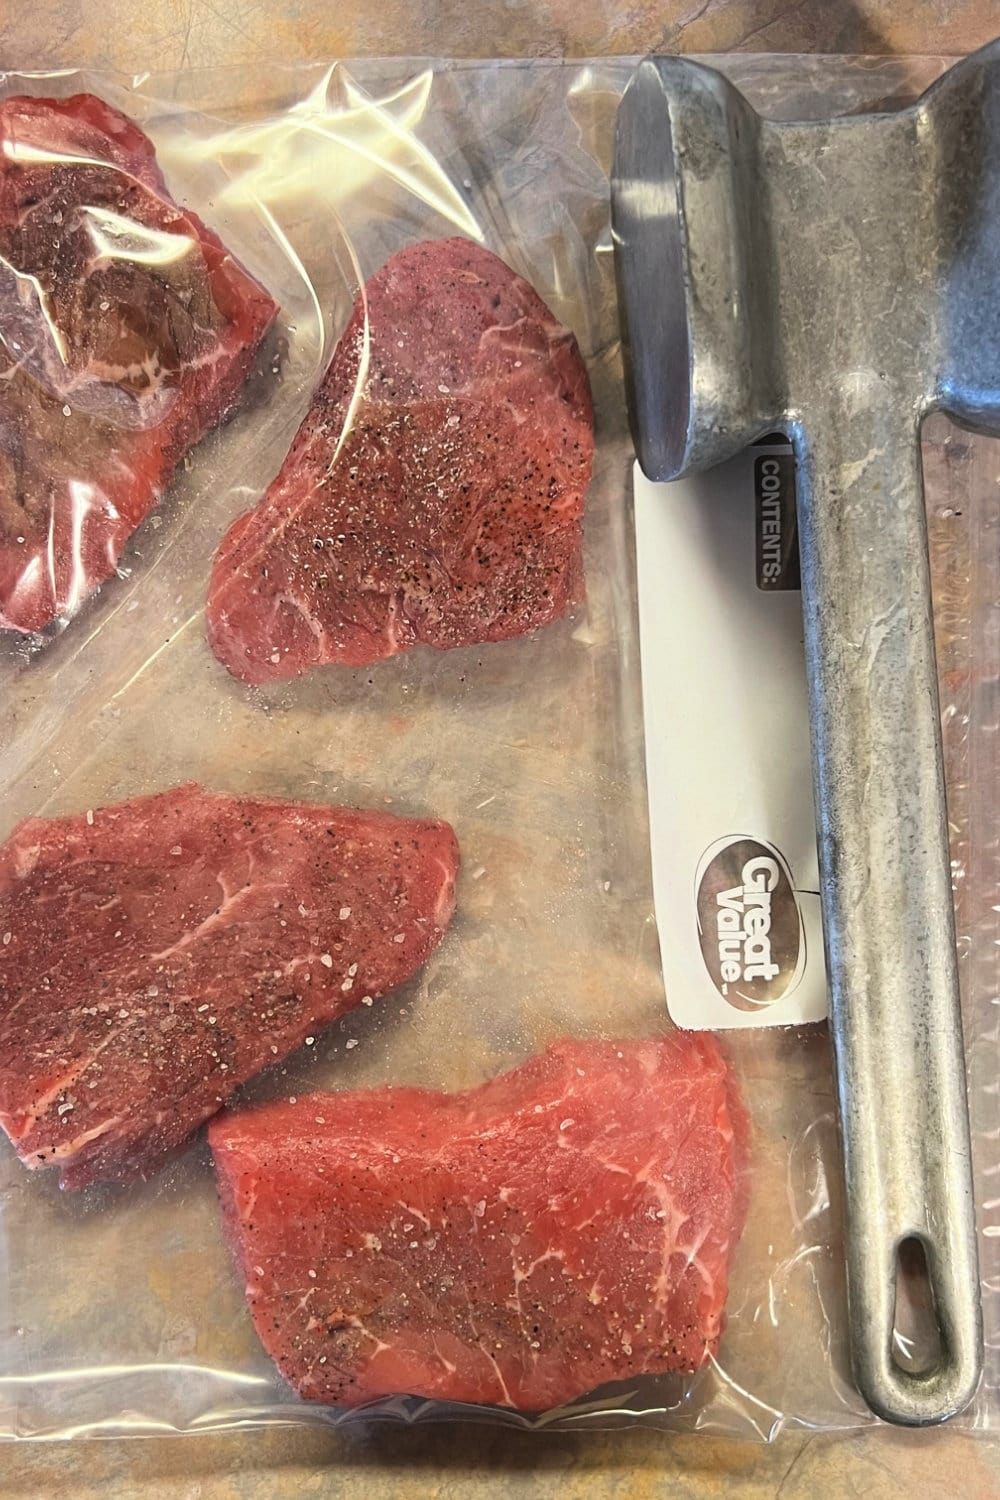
[633, 447, 828, 1030]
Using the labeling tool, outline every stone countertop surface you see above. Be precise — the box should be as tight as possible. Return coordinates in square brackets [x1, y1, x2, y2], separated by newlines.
[1, 0, 998, 67]
[2, 1, 999, 1496]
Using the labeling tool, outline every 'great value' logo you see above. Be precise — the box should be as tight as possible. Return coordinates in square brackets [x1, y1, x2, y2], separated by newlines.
[695, 836, 805, 1012]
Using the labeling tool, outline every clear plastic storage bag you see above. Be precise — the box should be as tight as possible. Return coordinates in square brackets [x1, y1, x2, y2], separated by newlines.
[0, 54, 996, 1440]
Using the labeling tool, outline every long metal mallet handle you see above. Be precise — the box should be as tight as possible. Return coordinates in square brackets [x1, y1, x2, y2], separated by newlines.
[796, 393, 982, 1426]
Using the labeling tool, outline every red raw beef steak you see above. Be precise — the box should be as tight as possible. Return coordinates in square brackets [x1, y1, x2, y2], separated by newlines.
[0, 783, 458, 1188]
[207, 238, 593, 683]
[210, 1033, 748, 1410]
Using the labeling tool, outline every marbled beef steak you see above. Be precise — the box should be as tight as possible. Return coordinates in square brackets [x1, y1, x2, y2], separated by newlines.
[210, 1033, 748, 1410]
[207, 238, 593, 683]
[0, 784, 458, 1188]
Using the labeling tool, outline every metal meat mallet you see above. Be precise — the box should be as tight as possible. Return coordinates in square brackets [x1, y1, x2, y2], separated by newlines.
[611, 44, 999, 1426]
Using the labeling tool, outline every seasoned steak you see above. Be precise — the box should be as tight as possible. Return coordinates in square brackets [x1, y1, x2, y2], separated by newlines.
[0, 783, 458, 1188]
[210, 1033, 748, 1410]
[207, 238, 592, 682]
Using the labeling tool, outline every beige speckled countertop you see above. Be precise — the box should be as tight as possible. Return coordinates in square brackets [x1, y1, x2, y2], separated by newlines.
[2, 2, 1000, 1496]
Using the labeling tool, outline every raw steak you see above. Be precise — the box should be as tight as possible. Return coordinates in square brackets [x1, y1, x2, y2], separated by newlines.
[206, 237, 593, 683]
[0, 93, 277, 633]
[209, 1033, 748, 1411]
[0, 783, 458, 1189]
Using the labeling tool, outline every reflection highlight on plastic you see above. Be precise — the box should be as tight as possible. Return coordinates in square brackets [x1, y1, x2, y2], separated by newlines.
[186, 67, 482, 240]
[65, 480, 107, 618]
[82, 206, 194, 267]
[1, 140, 114, 171]
[326, 248, 370, 474]
[0, 1360, 269, 1387]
